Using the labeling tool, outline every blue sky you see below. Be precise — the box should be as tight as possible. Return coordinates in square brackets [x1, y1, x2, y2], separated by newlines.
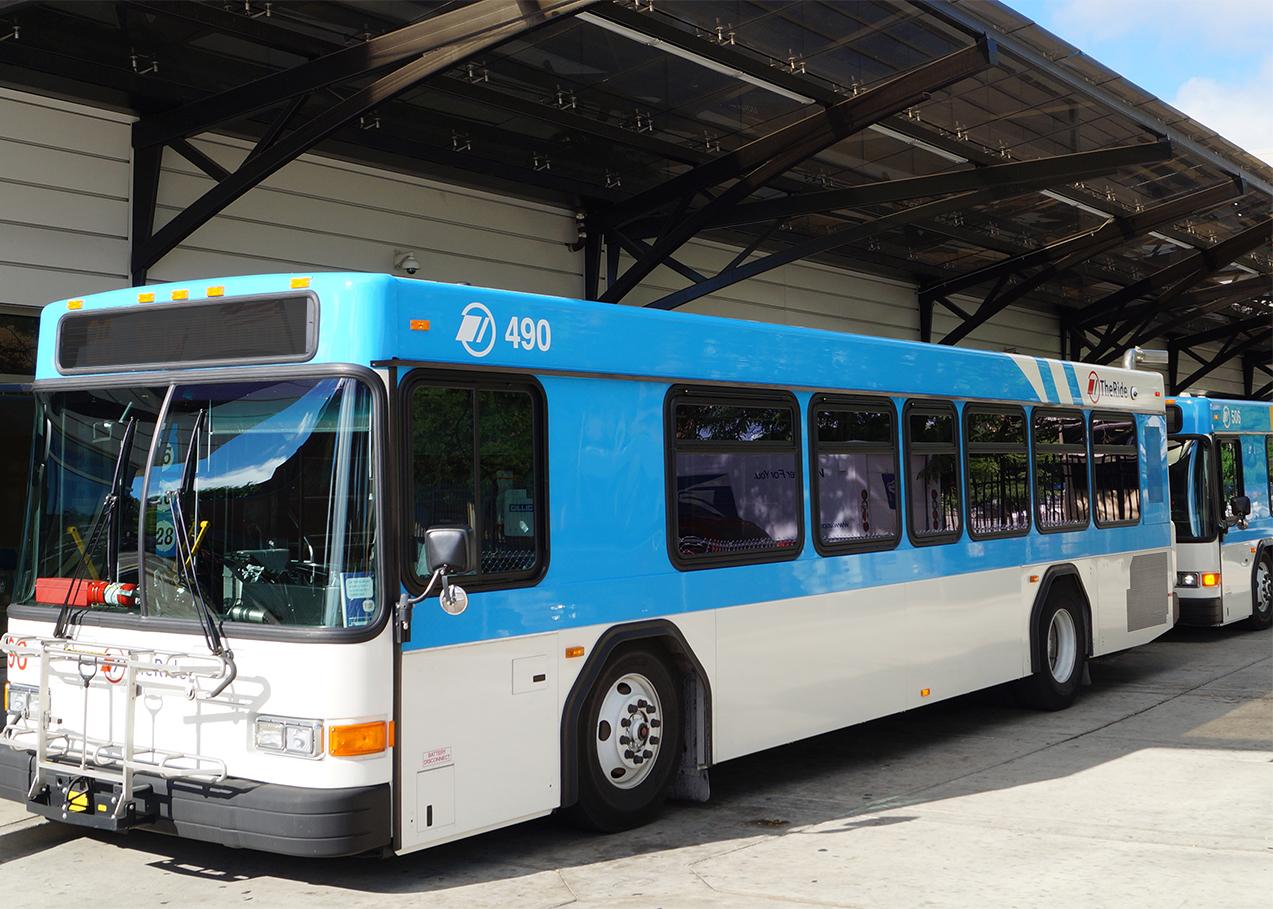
[1005, 0, 1273, 163]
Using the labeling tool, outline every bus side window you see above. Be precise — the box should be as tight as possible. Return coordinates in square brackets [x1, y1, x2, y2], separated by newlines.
[406, 375, 546, 588]
[1266, 437, 1273, 510]
[1032, 409, 1089, 532]
[667, 387, 802, 568]
[903, 401, 961, 545]
[963, 405, 1029, 539]
[1218, 437, 1244, 511]
[1091, 412, 1140, 527]
[809, 395, 899, 554]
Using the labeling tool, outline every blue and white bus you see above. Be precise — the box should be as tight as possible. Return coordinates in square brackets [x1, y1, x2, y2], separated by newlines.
[2, 273, 1174, 856]
[1167, 395, 1273, 628]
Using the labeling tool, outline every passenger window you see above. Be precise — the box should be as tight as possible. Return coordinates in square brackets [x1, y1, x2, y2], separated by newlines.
[964, 407, 1029, 539]
[668, 389, 801, 567]
[810, 396, 899, 553]
[1092, 413, 1141, 527]
[1218, 437, 1244, 506]
[905, 402, 961, 544]
[1266, 437, 1272, 507]
[1033, 409, 1089, 531]
[407, 376, 545, 586]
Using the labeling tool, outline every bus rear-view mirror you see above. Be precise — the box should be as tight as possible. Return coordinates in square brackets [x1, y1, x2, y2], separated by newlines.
[425, 525, 474, 575]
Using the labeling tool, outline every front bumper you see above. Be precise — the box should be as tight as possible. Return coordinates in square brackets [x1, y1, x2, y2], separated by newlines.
[0, 747, 390, 857]
[1176, 595, 1224, 627]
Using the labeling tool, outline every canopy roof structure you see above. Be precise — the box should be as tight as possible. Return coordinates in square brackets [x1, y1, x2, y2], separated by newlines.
[1, 0, 1269, 396]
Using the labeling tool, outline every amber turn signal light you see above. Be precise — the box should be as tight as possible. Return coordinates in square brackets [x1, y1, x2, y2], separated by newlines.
[329, 721, 388, 756]
[1201, 572, 1220, 588]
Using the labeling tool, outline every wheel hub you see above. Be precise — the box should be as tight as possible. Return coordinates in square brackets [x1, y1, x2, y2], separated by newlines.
[1047, 609, 1078, 684]
[595, 672, 664, 790]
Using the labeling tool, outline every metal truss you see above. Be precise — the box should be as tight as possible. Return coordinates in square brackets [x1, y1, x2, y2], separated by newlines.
[128, 0, 597, 284]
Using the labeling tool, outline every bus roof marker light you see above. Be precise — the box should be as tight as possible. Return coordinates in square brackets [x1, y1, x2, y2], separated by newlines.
[920, 688, 931, 697]
[207, 285, 224, 297]
[409, 319, 430, 331]
[67, 299, 83, 310]
[290, 276, 311, 289]
[171, 289, 189, 301]
[138, 292, 155, 304]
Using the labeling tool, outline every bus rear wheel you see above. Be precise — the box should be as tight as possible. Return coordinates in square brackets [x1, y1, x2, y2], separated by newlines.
[1015, 597, 1086, 711]
[568, 646, 682, 833]
[1246, 554, 1273, 630]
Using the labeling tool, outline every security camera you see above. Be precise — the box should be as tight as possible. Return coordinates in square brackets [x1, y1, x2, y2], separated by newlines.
[394, 250, 421, 276]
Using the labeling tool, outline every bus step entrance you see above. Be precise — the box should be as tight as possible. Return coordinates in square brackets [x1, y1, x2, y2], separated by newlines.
[26, 769, 155, 831]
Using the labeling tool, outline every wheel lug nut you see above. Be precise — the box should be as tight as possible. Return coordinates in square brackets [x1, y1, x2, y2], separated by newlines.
[632, 756, 643, 765]
[642, 750, 652, 759]
[627, 704, 638, 714]
[623, 749, 633, 759]
[650, 718, 661, 728]
[620, 718, 630, 728]
[618, 735, 630, 745]
[637, 699, 647, 708]
[650, 736, 659, 745]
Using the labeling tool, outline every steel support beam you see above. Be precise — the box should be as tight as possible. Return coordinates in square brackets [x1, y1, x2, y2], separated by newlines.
[1170, 315, 1271, 350]
[644, 166, 1085, 312]
[594, 38, 996, 304]
[936, 181, 1251, 347]
[1174, 329, 1272, 392]
[129, 0, 595, 283]
[926, 176, 1231, 306]
[134, 0, 595, 149]
[707, 140, 1173, 233]
[1075, 217, 1272, 359]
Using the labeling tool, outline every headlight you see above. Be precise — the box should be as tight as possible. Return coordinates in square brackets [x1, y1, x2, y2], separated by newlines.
[1175, 571, 1199, 588]
[4, 683, 38, 718]
[254, 715, 322, 759]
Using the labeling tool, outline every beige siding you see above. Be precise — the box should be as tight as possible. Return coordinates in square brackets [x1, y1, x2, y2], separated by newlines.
[0, 88, 1254, 396]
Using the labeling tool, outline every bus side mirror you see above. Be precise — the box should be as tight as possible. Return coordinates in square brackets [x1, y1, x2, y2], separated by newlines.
[1230, 495, 1251, 519]
[425, 526, 474, 575]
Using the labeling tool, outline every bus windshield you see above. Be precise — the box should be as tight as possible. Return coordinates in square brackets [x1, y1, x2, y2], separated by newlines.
[1167, 438, 1216, 543]
[19, 376, 376, 629]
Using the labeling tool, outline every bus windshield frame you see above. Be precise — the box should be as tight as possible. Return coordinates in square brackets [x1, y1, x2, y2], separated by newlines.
[15, 367, 384, 640]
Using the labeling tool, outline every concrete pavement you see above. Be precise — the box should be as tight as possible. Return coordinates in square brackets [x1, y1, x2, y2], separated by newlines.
[1, 624, 1268, 908]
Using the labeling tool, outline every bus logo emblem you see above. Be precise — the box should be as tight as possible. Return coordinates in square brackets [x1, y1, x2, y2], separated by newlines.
[456, 302, 496, 358]
[1086, 370, 1101, 403]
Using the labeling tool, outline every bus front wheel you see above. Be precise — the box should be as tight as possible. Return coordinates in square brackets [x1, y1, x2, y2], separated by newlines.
[568, 646, 682, 832]
[1016, 596, 1086, 711]
[1247, 554, 1273, 630]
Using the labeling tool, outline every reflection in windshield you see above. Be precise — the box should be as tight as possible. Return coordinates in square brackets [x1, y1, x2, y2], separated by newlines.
[19, 377, 376, 629]
[1168, 439, 1215, 542]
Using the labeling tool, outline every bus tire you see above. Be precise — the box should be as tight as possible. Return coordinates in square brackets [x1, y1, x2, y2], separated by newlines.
[1015, 595, 1086, 711]
[1246, 553, 1273, 630]
[567, 645, 682, 833]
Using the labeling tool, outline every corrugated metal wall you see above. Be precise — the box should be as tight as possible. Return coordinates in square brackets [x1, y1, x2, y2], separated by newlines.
[0, 88, 1248, 393]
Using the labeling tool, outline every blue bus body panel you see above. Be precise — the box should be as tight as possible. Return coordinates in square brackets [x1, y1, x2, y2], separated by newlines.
[36, 273, 1175, 650]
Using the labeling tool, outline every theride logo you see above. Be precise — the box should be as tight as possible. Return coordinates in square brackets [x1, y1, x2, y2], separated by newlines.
[456, 302, 496, 357]
[1086, 369, 1136, 404]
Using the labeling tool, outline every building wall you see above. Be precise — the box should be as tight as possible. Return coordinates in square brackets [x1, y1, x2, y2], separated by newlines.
[0, 87, 1249, 395]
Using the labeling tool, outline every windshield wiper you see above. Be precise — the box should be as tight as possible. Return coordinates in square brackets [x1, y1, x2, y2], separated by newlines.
[54, 414, 137, 639]
[166, 408, 237, 696]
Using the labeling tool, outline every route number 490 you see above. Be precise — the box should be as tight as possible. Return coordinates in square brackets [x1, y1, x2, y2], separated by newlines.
[505, 316, 551, 352]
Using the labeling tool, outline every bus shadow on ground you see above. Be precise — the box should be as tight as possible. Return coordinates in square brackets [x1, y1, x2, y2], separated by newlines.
[67, 625, 1270, 895]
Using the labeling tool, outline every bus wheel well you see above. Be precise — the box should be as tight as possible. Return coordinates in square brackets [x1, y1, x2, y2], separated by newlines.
[559, 620, 711, 809]
[1029, 565, 1094, 675]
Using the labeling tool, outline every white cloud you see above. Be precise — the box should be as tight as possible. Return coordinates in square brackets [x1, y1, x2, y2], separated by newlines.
[1050, 0, 1273, 53]
[1171, 56, 1273, 165]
